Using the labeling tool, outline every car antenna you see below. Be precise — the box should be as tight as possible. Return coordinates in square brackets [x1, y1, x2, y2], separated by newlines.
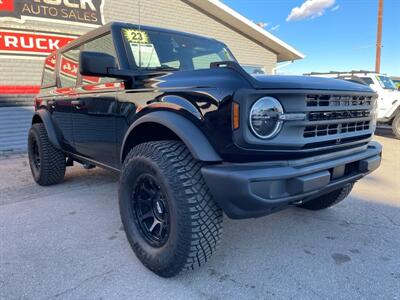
[138, 0, 141, 68]
[138, 0, 141, 31]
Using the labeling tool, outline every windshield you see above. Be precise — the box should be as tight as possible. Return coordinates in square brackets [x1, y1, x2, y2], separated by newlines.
[392, 79, 400, 89]
[376, 75, 397, 90]
[122, 28, 235, 71]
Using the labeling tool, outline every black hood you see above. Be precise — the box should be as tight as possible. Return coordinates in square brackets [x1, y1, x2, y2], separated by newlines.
[250, 75, 374, 92]
[139, 67, 375, 94]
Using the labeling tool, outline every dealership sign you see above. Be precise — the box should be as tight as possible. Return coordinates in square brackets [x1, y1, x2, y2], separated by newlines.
[0, 0, 104, 26]
[0, 28, 77, 56]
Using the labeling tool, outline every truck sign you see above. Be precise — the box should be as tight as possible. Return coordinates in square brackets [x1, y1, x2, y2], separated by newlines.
[0, 28, 77, 56]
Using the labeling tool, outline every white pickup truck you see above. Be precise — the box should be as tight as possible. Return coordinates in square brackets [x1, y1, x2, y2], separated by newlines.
[305, 71, 400, 139]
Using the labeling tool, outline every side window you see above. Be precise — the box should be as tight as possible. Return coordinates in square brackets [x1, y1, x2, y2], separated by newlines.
[360, 77, 374, 85]
[59, 48, 80, 87]
[192, 48, 232, 70]
[192, 53, 221, 70]
[82, 34, 116, 84]
[41, 53, 57, 88]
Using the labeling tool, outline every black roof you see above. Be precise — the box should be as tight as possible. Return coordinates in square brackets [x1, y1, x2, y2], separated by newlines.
[58, 22, 219, 53]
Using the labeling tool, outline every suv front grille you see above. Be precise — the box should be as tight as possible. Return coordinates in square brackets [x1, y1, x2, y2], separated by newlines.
[304, 121, 370, 138]
[306, 94, 373, 107]
[302, 93, 374, 145]
[308, 110, 370, 121]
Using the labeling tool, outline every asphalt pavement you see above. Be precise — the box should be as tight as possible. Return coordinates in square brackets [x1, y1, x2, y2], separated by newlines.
[0, 131, 399, 300]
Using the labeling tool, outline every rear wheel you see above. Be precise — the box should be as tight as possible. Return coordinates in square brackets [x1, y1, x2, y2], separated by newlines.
[298, 183, 354, 210]
[392, 114, 400, 139]
[119, 141, 223, 277]
[28, 123, 66, 186]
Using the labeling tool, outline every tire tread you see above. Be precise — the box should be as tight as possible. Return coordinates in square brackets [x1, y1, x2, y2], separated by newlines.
[392, 114, 400, 139]
[122, 140, 223, 276]
[29, 123, 65, 186]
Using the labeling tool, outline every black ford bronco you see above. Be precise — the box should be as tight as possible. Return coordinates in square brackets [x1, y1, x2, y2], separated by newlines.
[29, 22, 382, 277]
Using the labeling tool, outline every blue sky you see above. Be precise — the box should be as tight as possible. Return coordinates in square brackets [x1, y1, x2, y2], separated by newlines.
[223, 0, 400, 76]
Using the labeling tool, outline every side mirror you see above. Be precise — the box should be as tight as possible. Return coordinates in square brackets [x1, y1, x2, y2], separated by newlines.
[79, 51, 117, 77]
[79, 51, 138, 80]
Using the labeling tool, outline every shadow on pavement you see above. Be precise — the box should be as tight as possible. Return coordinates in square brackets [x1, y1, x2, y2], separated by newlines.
[375, 127, 398, 140]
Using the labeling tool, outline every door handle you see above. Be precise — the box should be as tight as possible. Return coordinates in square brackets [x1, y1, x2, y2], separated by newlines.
[48, 100, 55, 109]
[71, 100, 84, 108]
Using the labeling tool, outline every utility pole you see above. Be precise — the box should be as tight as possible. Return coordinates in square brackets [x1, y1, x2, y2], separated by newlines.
[375, 0, 384, 73]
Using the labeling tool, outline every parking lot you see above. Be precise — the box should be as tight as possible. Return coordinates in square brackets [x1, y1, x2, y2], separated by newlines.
[0, 131, 399, 300]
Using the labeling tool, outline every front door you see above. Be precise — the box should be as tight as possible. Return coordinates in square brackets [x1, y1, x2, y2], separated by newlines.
[72, 82, 120, 167]
[71, 33, 121, 168]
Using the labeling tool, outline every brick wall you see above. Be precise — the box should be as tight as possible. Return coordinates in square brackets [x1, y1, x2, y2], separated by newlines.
[0, 0, 277, 87]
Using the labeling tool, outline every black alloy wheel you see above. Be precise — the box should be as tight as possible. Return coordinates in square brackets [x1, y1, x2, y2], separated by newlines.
[132, 173, 170, 247]
[30, 138, 41, 172]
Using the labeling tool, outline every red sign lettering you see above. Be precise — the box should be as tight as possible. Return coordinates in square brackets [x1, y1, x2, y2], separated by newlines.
[0, 29, 77, 56]
[0, 0, 14, 12]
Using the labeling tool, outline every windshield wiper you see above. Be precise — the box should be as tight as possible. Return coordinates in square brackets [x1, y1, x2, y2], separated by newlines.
[143, 66, 179, 71]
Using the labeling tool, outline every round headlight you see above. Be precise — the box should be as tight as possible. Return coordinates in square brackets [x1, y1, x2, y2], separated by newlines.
[249, 97, 284, 139]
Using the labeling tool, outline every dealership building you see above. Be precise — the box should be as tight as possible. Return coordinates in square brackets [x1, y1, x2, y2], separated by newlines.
[0, 0, 303, 104]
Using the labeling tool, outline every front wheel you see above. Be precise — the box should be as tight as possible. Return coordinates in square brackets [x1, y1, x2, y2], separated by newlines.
[119, 141, 223, 277]
[297, 183, 354, 211]
[392, 114, 400, 139]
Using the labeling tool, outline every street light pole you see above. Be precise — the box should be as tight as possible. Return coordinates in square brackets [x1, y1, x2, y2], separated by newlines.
[375, 0, 384, 73]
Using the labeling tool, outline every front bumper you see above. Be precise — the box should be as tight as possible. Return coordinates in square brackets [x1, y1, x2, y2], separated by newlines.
[201, 141, 382, 219]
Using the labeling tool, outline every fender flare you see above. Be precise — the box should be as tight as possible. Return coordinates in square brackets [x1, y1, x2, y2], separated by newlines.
[121, 111, 222, 163]
[32, 109, 61, 149]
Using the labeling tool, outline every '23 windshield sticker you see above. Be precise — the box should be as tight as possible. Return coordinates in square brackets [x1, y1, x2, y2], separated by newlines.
[122, 29, 150, 44]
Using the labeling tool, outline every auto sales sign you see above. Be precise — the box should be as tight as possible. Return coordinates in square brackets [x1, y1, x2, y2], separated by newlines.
[0, 0, 104, 26]
[0, 28, 77, 56]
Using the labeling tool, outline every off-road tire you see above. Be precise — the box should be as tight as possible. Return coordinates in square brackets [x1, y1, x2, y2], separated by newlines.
[392, 114, 400, 139]
[298, 183, 354, 211]
[119, 141, 223, 277]
[28, 123, 66, 186]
